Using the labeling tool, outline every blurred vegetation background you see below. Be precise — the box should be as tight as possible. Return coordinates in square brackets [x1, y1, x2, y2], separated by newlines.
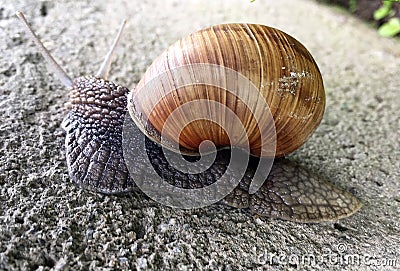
[316, 0, 400, 37]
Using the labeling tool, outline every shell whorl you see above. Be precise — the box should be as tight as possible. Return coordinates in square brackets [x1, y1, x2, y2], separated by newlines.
[129, 23, 325, 157]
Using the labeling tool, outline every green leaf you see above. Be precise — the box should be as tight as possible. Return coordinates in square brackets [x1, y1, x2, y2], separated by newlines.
[349, 0, 357, 13]
[378, 18, 400, 37]
[373, 1, 392, 20]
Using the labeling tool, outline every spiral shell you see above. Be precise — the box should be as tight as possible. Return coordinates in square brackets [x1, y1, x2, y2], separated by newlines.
[128, 23, 325, 157]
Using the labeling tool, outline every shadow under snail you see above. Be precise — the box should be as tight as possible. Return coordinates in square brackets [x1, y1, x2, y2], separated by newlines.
[16, 11, 361, 222]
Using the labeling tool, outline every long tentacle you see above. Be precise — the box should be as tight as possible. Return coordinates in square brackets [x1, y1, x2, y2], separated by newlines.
[16, 11, 73, 88]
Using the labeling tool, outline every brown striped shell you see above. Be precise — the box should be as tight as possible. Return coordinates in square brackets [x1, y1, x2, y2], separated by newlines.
[128, 23, 325, 157]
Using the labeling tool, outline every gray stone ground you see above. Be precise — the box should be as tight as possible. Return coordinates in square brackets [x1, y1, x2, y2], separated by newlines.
[1, 0, 399, 270]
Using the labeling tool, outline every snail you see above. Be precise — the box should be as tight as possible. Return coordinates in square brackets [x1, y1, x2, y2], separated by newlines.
[16, 11, 361, 222]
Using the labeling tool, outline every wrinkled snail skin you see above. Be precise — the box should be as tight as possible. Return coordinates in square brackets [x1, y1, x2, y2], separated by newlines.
[61, 76, 134, 194]
[125, 120, 362, 222]
[16, 12, 362, 222]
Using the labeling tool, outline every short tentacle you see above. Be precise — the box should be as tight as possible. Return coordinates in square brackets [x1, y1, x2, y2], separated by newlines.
[96, 20, 127, 79]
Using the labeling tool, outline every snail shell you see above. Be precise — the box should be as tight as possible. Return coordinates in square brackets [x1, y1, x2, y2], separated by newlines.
[128, 23, 325, 157]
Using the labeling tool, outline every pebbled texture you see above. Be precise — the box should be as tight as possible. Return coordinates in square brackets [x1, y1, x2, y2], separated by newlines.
[62, 76, 361, 222]
[228, 159, 362, 222]
[62, 76, 134, 194]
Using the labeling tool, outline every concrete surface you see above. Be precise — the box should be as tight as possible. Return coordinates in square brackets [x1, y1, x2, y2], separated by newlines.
[1, 0, 399, 270]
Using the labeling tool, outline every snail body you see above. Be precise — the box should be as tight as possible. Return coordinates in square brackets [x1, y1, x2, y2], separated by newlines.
[16, 11, 361, 222]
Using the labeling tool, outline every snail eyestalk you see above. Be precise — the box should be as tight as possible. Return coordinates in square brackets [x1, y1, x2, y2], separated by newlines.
[95, 19, 127, 80]
[15, 11, 73, 88]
